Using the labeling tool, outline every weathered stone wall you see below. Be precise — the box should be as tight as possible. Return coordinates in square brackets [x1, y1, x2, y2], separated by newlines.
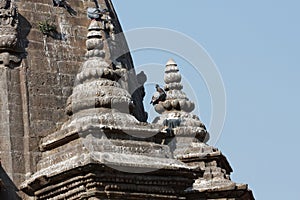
[16, 3, 91, 193]
[0, 1, 254, 200]
[0, 0, 146, 198]
[19, 0, 89, 136]
[0, 67, 25, 188]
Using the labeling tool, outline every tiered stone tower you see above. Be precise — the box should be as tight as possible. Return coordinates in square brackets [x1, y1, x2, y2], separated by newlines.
[20, 19, 197, 199]
[153, 59, 209, 154]
[0, 0, 254, 199]
[153, 59, 255, 199]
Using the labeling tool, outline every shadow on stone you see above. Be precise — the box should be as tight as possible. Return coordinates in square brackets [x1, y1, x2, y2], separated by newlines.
[17, 14, 31, 54]
[0, 165, 21, 200]
[46, 30, 67, 41]
[0, 2, 30, 68]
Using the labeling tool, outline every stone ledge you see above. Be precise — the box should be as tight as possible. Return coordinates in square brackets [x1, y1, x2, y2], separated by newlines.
[40, 123, 165, 151]
[185, 185, 255, 200]
[21, 161, 198, 198]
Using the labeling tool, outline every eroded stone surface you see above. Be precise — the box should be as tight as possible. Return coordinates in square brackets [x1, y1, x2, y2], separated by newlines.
[152, 59, 254, 199]
[153, 59, 209, 159]
[20, 10, 198, 200]
[0, 1, 254, 199]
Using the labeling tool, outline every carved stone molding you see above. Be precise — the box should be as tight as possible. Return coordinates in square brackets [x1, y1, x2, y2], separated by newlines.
[0, 0, 22, 67]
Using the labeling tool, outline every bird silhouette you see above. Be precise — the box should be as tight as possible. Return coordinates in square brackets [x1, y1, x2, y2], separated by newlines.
[150, 84, 166, 105]
[163, 118, 181, 136]
[53, 0, 77, 16]
[87, 0, 108, 20]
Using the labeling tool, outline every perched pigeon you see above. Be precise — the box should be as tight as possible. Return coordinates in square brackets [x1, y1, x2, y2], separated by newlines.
[150, 84, 166, 105]
[87, 7, 102, 20]
[53, 0, 67, 7]
[53, 0, 77, 16]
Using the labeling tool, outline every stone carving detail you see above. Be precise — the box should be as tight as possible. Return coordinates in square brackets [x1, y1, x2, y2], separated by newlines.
[155, 59, 195, 113]
[153, 59, 209, 143]
[0, 0, 22, 67]
[63, 19, 155, 133]
[65, 20, 132, 117]
[20, 19, 195, 200]
[103, 13, 115, 41]
[193, 160, 236, 192]
[177, 142, 254, 198]
[1, 1, 254, 199]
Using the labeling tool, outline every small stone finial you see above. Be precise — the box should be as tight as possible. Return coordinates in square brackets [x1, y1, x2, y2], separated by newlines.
[153, 59, 209, 144]
[154, 59, 194, 114]
[85, 20, 105, 59]
[166, 58, 177, 66]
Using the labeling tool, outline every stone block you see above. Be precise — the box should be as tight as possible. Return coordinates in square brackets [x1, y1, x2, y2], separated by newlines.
[9, 123, 24, 138]
[8, 69, 20, 82]
[28, 72, 58, 87]
[10, 137, 24, 152]
[19, 2, 35, 12]
[30, 151, 42, 172]
[58, 61, 80, 75]
[11, 151, 25, 174]
[30, 108, 55, 121]
[59, 74, 75, 87]
[29, 120, 56, 137]
[27, 136, 40, 152]
[34, 3, 52, 13]
[61, 86, 73, 97]
[0, 136, 11, 151]
[0, 112, 9, 125]
[27, 36, 44, 49]
[0, 152, 13, 173]
[8, 93, 22, 106]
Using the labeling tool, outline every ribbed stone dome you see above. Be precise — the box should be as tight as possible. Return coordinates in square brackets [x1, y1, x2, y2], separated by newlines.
[65, 20, 133, 122]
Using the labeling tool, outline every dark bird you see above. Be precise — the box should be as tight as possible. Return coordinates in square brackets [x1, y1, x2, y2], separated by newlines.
[163, 118, 181, 129]
[87, 0, 108, 20]
[53, 0, 77, 16]
[150, 84, 166, 105]
[163, 118, 181, 136]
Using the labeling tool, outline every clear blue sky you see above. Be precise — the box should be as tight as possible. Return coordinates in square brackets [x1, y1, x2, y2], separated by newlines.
[112, 1, 300, 199]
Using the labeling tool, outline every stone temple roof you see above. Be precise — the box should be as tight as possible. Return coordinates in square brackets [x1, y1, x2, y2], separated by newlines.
[0, 0, 254, 199]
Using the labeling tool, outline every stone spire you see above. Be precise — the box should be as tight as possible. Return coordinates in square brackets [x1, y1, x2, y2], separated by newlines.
[154, 58, 195, 113]
[154, 60, 254, 199]
[153, 59, 209, 145]
[63, 20, 140, 129]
